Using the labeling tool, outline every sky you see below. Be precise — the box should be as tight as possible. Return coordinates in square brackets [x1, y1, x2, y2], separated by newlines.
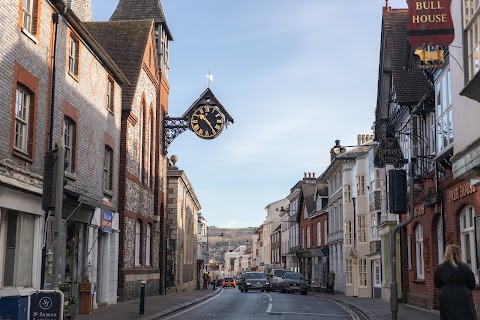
[92, 0, 409, 228]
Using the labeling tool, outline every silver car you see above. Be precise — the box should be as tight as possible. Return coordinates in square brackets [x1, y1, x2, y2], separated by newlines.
[280, 272, 308, 295]
[267, 269, 290, 292]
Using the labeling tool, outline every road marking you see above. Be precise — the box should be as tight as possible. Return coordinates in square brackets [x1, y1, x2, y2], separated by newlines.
[160, 290, 223, 319]
[328, 299, 361, 320]
[267, 311, 352, 317]
[266, 292, 273, 313]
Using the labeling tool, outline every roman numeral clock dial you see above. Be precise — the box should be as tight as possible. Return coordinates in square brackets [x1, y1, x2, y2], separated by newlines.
[190, 104, 225, 139]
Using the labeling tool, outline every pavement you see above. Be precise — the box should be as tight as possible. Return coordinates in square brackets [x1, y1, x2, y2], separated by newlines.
[76, 287, 439, 320]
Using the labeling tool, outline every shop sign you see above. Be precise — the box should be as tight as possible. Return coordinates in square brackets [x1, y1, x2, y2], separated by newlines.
[101, 210, 113, 233]
[407, 0, 454, 46]
[414, 205, 425, 217]
[448, 183, 476, 202]
[28, 290, 63, 320]
[374, 137, 404, 168]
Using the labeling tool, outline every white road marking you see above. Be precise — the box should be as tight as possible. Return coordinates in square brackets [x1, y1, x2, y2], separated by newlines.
[160, 290, 223, 319]
[266, 292, 273, 313]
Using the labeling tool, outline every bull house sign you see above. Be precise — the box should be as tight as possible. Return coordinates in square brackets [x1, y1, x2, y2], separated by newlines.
[407, 0, 454, 46]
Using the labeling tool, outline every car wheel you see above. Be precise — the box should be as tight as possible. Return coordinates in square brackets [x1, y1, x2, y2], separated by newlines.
[245, 289, 248, 293]
[267, 289, 271, 292]
[233, 286, 235, 288]
[301, 291, 307, 295]
[281, 287, 286, 293]
[241, 289, 244, 292]
[261, 290, 264, 292]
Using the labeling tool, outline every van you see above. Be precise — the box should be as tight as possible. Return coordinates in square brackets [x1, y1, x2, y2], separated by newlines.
[266, 268, 290, 292]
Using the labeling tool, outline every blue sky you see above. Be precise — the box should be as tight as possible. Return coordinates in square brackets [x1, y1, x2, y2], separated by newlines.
[92, 0, 408, 228]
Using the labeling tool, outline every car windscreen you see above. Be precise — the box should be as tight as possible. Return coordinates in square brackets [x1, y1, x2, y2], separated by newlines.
[245, 273, 264, 279]
[284, 273, 303, 280]
[224, 277, 233, 281]
[273, 270, 288, 277]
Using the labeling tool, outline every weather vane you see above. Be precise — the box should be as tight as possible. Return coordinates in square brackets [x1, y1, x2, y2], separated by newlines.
[206, 71, 213, 88]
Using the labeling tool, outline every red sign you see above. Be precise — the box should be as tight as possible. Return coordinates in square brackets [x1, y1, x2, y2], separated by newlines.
[407, 0, 454, 46]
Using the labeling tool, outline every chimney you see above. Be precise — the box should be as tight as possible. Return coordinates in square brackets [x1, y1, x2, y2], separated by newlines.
[383, 0, 391, 12]
[330, 139, 346, 162]
[67, 0, 93, 22]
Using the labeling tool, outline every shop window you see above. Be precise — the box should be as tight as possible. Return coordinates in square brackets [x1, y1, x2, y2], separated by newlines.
[460, 206, 477, 279]
[1, 210, 35, 287]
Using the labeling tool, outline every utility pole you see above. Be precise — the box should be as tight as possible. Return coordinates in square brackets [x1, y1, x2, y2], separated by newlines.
[52, 137, 65, 289]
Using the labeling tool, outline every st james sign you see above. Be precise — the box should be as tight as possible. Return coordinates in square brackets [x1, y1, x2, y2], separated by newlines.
[407, 0, 454, 46]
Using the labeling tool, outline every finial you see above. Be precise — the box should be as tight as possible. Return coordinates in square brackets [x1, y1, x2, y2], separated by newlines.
[206, 71, 213, 88]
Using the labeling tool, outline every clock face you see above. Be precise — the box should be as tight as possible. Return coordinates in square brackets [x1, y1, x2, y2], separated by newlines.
[190, 104, 225, 139]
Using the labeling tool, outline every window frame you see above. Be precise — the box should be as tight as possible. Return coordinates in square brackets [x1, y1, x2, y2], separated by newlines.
[344, 220, 352, 245]
[316, 222, 321, 247]
[374, 259, 381, 287]
[135, 220, 141, 266]
[415, 224, 425, 280]
[146, 224, 151, 266]
[358, 215, 366, 243]
[68, 33, 80, 78]
[106, 76, 114, 113]
[356, 175, 365, 196]
[14, 86, 30, 154]
[359, 259, 367, 287]
[345, 259, 353, 285]
[435, 68, 453, 154]
[22, 0, 33, 33]
[460, 206, 477, 281]
[64, 117, 75, 175]
[103, 146, 113, 192]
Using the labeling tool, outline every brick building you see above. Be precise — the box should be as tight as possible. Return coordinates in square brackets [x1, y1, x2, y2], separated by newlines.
[84, 0, 172, 301]
[0, 0, 128, 317]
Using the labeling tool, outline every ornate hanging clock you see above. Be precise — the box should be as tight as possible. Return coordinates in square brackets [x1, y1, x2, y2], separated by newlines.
[190, 103, 225, 140]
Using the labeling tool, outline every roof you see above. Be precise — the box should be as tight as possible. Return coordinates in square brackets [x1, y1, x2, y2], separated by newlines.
[84, 20, 153, 111]
[382, 9, 431, 104]
[320, 144, 373, 180]
[110, 0, 173, 40]
[301, 184, 316, 216]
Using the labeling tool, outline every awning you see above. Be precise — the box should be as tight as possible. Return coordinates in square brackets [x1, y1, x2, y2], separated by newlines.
[57, 190, 116, 224]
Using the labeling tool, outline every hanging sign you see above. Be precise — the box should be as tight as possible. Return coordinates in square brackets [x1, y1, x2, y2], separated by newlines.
[407, 0, 454, 46]
[101, 210, 113, 233]
[374, 137, 405, 168]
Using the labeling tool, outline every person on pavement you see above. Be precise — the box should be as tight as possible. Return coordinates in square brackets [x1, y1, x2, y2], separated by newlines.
[434, 244, 478, 320]
[327, 271, 335, 295]
[202, 272, 209, 290]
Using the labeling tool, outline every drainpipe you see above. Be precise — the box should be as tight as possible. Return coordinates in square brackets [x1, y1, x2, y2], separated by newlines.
[40, 8, 64, 290]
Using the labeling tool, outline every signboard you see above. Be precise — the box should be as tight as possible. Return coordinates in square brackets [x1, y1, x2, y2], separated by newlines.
[407, 0, 454, 46]
[374, 137, 405, 168]
[100, 210, 113, 233]
[28, 290, 63, 320]
[260, 262, 265, 266]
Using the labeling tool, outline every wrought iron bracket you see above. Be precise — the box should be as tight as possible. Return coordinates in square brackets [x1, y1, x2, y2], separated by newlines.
[163, 113, 189, 155]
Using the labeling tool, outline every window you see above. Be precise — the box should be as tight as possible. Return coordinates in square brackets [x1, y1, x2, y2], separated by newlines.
[460, 206, 477, 274]
[369, 169, 380, 192]
[135, 220, 141, 266]
[358, 215, 366, 243]
[345, 259, 352, 285]
[359, 259, 367, 287]
[1, 210, 35, 287]
[14, 86, 30, 153]
[344, 220, 352, 245]
[139, 104, 144, 180]
[464, 0, 480, 80]
[374, 260, 381, 287]
[415, 224, 424, 279]
[147, 110, 153, 187]
[146, 224, 151, 266]
[344, 184, 351, 203]
[306, 226, 311, 248]
[68, 35, 79, 77]
[324, 221, 327, 244]
[301, 227, 305, 248]
[316, 222, 321, 247]
[436, 68, 453, 153]
[104, 146, 113, 192]
[356, 175, 365, 196]
[371, 212, 380, 240]
[107, 77, 114, 112]
[437, 217, 444, 265]
[22, 0, 33, 32]
[64, 117, 75, 174]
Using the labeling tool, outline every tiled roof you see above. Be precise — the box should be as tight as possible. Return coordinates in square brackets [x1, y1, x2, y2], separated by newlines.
[84, 20, 153, 111]
[301, 184, 316, 216]
[383, 9, 431, 104]
[110, 0, 173, 40]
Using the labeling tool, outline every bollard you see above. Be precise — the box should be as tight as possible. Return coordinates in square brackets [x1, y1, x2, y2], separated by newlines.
[139, 280, 146, 315]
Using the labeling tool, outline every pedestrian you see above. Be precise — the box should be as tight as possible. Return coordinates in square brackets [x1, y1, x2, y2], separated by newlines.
[202, 272, 209, 290]
[327, 271, 335, 295]
[434, 244, 478, 320]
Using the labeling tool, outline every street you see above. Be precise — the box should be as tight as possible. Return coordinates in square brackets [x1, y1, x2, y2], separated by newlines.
[159, 288, 363, 320]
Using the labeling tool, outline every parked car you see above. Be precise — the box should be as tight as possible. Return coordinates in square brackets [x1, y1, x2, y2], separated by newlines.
[241, 272, 271, 293]
[266, 268, 290, 292]
[222, 277, 236, 288]
[280, 272, 307, 295]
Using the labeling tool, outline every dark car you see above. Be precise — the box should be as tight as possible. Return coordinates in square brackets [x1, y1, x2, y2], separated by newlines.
[280, 272, 307, 295]
[241, 272, 271, 293]
[216, 277, 224, 287]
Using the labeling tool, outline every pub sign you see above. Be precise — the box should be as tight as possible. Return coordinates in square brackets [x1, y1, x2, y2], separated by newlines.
[407, 0, 454, 46]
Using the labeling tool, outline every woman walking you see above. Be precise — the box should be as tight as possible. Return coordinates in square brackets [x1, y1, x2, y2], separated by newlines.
[434, 244, 478, 320]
